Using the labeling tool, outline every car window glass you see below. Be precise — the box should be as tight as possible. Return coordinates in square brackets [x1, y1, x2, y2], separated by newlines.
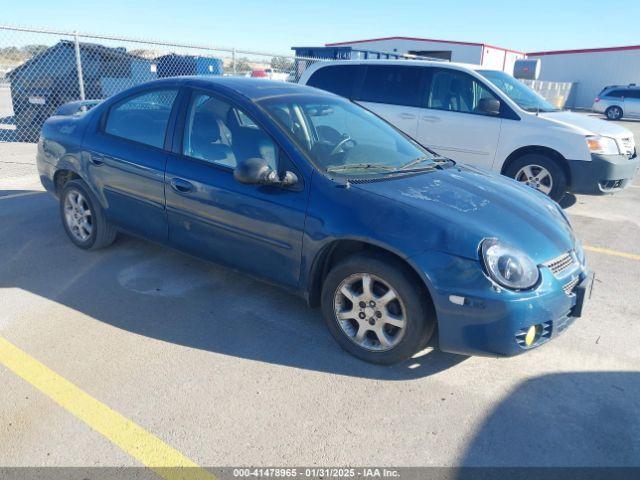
[358, 65, 422, 107]
[625, 90, 640, 99]
[105, 89, 178, 148]
[428, 69, 497, 115]
[607, 90, 626, 98]
[183, 92, 278, 169]
[261, 96, 433, 175]
[307, 65, 363, 98]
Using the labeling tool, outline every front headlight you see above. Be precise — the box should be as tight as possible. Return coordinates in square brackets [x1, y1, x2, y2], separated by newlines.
[481, 239, 540, 290]
[586, 135, 620, 155]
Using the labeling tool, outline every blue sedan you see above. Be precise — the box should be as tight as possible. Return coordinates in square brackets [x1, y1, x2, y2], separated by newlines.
[36, 77, 591, 364]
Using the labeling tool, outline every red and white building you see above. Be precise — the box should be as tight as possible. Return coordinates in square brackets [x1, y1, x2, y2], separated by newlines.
[323, 36, 640, 109]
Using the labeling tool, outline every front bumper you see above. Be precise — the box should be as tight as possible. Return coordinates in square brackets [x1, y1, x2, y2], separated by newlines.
[568, 153, 639, 195]
[410, 250, 589, 357]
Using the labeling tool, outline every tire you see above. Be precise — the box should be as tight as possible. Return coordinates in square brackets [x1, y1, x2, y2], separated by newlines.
[605, 106, 623, 120]
[504, 153, 568, 202]
[60, 179, 117, 250]
[321, 252, 435, 365]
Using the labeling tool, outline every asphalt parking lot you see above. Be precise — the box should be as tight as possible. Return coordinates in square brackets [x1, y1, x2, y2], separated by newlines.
[1, 115, 639, 472]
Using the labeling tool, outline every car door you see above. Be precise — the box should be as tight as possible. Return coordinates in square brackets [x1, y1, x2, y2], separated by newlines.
[415, 67, 502, 169]
[164, 90, 307, 289]
[83, 88, 181, 242]
[354, 65, 425, 139]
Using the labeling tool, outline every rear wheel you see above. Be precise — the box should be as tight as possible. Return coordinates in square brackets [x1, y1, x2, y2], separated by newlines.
[60, 179, 117, 250]
[321, 253, 435, 365]
[505, 153, 567, 202]
[605, 106, 623, 120]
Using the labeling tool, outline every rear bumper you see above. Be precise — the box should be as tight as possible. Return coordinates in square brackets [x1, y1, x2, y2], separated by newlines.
[568, 153, 639, 194]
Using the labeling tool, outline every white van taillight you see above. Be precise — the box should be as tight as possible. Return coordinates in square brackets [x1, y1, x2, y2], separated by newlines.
[594, 97, 600, 103]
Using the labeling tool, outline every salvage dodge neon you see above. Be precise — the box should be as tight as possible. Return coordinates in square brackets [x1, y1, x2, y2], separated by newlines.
[36, 78, 592, 364]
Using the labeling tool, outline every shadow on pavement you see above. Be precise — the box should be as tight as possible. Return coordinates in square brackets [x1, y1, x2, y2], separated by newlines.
[558, 193, 577, 209]
[459, 372, 640, 470]
[0, 192, 468, 380]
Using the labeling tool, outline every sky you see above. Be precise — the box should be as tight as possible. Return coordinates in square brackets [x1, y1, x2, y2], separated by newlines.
[2, 0, 640, 54]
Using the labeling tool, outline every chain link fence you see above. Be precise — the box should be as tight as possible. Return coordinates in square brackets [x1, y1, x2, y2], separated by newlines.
[0, 24, 426, 144]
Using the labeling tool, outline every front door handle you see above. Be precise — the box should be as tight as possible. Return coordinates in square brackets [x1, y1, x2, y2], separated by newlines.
[89, 155, 104, 166]
[170, 178, 194, 193]
[398, 113, 416, 119]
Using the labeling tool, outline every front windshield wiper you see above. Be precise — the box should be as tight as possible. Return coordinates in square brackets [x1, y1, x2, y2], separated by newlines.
[399, 155, 450, 171]
[326, 163, 398, 173]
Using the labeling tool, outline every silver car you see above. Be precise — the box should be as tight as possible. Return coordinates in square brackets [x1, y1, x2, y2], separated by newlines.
[592, 84, 640, 120]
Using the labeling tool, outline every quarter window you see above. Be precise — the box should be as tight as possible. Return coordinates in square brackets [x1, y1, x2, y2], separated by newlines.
[183, 92, 278, 169]
[606, 90, 627, 98]
[428, 69, 498, 115]
[358, 65, 423, 107]
[104, 89, 178, 148]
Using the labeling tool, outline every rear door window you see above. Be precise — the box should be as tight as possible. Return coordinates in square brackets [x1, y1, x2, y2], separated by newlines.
[606, 90, 627, 98]
[306, 65, 364, 98]
[105, 89, 178, 148]
[358, 65, 423, 107]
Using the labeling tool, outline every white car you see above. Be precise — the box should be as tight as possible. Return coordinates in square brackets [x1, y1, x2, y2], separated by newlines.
[299, 60, 639, 201]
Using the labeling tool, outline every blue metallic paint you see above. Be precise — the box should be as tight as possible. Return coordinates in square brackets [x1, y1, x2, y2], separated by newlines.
[37, 77, 587, 357]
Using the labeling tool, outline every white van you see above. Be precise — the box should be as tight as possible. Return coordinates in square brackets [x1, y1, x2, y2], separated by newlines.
[298, 60, 639, 201]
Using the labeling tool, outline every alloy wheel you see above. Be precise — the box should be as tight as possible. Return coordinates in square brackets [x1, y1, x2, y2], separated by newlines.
[64, 189, 93, 242]
[333, 273, 407, 352]
[515, 164, 553, 195]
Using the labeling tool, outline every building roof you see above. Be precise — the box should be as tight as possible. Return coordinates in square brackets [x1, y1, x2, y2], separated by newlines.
[527, 44, 640, 56]
[325, 36, 525, 55]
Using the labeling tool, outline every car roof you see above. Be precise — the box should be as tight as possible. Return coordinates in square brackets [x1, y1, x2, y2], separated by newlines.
[603, 84, 639, 91]
[154, 76, 328, 101]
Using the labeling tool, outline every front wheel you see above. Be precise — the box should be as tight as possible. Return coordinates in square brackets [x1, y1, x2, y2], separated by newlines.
[321, 253, 435, 365]
[505, 153, 568, 202]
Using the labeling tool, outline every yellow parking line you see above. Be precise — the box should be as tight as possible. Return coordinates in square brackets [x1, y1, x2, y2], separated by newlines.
[584, 245, 640, 261]
[0, 337, 215, 480]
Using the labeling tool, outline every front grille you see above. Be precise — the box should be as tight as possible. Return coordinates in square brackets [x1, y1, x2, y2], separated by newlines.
[544, 252, 577, 277]
[563, 276, 580, 296]
[599, 179, 624, 191]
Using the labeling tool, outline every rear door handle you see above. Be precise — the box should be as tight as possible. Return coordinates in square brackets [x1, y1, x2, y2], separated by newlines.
[398, 113, 416, 119]
[422, 115, 441, 123]
[170, 177, 194, 193]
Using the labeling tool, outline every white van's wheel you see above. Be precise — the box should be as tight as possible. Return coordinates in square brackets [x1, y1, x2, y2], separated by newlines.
[605, 106, 623, 120]
[505, 154, 567, 202]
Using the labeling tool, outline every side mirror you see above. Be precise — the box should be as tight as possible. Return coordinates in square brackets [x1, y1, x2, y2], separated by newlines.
[234, 157, 275, 185]
[478, 97, 501, 116]
[233, 157, 299, 188]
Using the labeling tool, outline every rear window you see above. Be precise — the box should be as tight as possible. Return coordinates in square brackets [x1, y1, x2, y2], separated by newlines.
[306, 65, 364, 98]
[105, 89, 178, 148]
[358, 65, 423, 107]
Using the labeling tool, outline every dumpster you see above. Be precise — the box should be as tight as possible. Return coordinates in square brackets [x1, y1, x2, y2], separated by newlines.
[7, 40, 155, 141]
[155, 54, 224, 78]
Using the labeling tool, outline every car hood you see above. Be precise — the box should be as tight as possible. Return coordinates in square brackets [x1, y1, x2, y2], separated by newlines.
[353, 165, 575, 263]
[539, 111, 632, 138]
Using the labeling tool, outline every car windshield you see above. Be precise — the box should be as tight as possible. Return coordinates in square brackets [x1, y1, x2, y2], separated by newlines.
[259, 95, 438, 176]
[478, 70, 560, 113]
